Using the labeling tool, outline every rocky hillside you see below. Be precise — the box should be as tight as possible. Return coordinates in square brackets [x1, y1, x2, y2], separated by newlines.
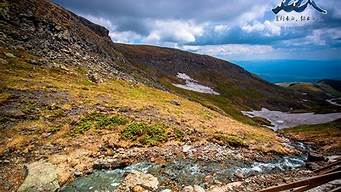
[0, 0, 318, 121]
[0, 0, 149, 82]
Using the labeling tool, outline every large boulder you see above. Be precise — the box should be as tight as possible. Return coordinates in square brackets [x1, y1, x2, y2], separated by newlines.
[18, 160, 60, 192]
[115, 170, 159, 192]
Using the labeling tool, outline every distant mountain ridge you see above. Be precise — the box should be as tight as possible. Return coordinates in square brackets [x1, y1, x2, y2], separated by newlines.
[318, 79, 341, 92]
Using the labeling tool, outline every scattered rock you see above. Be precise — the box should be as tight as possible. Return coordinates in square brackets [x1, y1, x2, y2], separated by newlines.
[183, 185, 194, 192]
[161, 189, 172, 192]
[308, 152, 325, 162]
[194, 185, 205, 192]
[234, 171, 244, 179]
[74, 170, 82, 177]
[204, 175, 214, 185]
[26, 59, 43, 66]
[306, 162, 320, 170]
[4, 109, 26, 118]
[87, 72, 103, 83]
[0, 58, 8, 64]
[17, 160, 60, 192]
[170, 100, 180, 106]
[132, 185, 146, 192]
[182, 145, 191, 153]
[207, 182, 242, 192]
[93, 159, 131, 170]
[116, 170, 159, 191]
[4, 52, 15, 58]
[42, 133, 52, 138]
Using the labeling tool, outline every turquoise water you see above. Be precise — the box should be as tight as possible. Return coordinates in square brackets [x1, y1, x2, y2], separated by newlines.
[235, 60, 341, 83]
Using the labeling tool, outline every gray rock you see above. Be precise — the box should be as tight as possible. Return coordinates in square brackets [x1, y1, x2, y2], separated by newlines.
[18, 160, 60, 192]
[74, 170, 82, 177]
[183, 186, 194, 192]
[161, 189, 172, 192]
[0, 58, 8, 64]
[234, 171, 244, 179]
[170, 100, 181, 106]
[4, 52, 15, 58]
[87, 72, 103, 83]
[115, 170, 159, 191]
[194, 185, 205, 192]
[207, 182, 242, 192]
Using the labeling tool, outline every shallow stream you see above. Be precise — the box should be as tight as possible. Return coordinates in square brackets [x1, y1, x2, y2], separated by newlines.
[62, 155, 306, 191]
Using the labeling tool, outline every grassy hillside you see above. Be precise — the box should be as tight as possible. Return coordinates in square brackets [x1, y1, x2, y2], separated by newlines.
[0, 47, 290, 157]
[114, 44, 338, 121]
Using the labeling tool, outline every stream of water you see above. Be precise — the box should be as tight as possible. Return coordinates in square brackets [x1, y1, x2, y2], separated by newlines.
[62, 155, 307, 191]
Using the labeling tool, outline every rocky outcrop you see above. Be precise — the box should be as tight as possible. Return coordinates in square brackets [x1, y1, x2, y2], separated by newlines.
[115, 170, 159, 192]
[17, 160, 59, 192]
[0, 0, 130, 81]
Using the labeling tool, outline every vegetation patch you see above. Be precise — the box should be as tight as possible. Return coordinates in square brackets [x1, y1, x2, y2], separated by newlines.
[73, 112, 127, 134]
[121, 122, 167, 145]
[0, 92, 11, 103]
[210, 133, 248, 148]
[173, 127, 185, 139]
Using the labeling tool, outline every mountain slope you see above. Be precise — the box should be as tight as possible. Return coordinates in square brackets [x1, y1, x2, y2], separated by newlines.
[0, 0, 148, 82]
[114, 44, 313, 122]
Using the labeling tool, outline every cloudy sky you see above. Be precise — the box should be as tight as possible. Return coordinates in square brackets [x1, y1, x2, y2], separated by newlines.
[54, 0, 340, 61]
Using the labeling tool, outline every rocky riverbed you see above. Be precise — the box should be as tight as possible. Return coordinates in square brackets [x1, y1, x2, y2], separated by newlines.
[58, 139, 311, 192]
[3, 133, 338, 192]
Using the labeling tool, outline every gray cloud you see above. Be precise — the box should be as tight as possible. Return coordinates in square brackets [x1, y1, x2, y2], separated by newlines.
[53, 0, 341, 60]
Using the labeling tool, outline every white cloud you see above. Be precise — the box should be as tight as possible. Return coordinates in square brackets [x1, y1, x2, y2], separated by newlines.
[144, 20, 204, 44]
[183, 44, 274, 59]
[80, 14, 114, 31]
[237, 5, 269, 24]
[242, 20, 281, 36]
[213, 24, 230, 33]
[109, 31, 142, 43]
[281, 27, 341, 46]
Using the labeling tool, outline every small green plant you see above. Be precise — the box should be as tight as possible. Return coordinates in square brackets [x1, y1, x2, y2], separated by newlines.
[211, 133, 248, 148]
[48, 125, 62, 133]
[122, 122, 167, 145]
[73, 112, 127, 134]
[174, 128, 185, 139]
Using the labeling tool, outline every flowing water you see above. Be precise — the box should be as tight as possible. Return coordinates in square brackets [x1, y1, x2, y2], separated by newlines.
[62, 155, 306, 191]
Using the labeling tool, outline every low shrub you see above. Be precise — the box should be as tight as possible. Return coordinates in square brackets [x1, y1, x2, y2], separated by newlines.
[73, 112, 127, 134]
[122, 122, 167, 145]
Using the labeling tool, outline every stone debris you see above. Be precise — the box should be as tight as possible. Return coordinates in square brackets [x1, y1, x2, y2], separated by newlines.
[18, 160, 60, 192]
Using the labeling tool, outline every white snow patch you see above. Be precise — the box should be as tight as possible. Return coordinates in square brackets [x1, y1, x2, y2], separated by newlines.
[172, 73, 219, 95]
[326, 98, 341, 107]
[242, 108, 341, 130]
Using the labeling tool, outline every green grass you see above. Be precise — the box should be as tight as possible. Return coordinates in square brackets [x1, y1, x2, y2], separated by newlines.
[122, 122, 168, 145]
[174, 127, 185, 139]
[210, 133, 248, 148]
[73, 112, 127, 134]
[167, 82, 259, 126]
